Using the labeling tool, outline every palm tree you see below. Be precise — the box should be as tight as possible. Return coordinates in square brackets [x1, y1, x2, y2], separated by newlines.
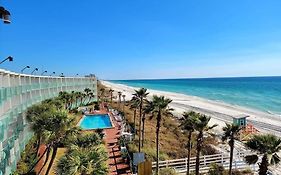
[118, 91, 122, 110]
[130, 99, 138, 133]
[84, 88, 91, 94]
[58, 91, 71, 109]
[74, 91, 83, 108]
[99, 87, 105, 102]
[57, 146, 108, 175]
[26, 104, 54, 156]
[109, 89, 114, 104]
[150, 95, 173, 175]
[122, 94, 126, 112]
[69, 91, 76, 109]
[25, 104, 57, 173]
[45, 112, 79, 175]
[87, 92, 94, 104]
[80, 93, 87, 106]
[245, 134, 281, 175]
[193, 114, 217, 175]
[132, 88, 149, 152]
[73, 133, 102, 148]
[180, 111, 198, 175]
[222, 123, 241, 175]
[83, 88, 92, 104]
[141, 100, 153, 147]
[43, 98, 64, 110]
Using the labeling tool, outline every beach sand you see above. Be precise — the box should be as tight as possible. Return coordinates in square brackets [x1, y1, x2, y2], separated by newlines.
[102, 81, 281, 136]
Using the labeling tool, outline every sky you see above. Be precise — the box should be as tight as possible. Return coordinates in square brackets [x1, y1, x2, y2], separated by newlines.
[1, 0, 281, 80]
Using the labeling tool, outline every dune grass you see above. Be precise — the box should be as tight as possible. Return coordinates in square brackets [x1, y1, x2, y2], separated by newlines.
[98, 79, 218, 161]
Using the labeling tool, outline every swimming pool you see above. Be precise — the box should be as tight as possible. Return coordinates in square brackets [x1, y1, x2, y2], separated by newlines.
[79, 114, 113, 130]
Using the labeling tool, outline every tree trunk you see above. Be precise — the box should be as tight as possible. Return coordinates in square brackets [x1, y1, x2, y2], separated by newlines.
[88, 97, 92, 105]
[123, 101, 125, 113]
[133, 109, 136, 133]
[35, 135, 41, 156]
[80, 97, 83, 106]
[229, 139, 234, 175]
[26, 145, 49, 174]
[76, 99, 79, 108]
[195, 131, 203, 175]
[45, 146, 58, 175]
[110, 93, 113, 104]
[138, 99, 143, 152]
[156, 111, 161, 175]
[38, 146, 51, 174]
[118, 95, 121, 110]
[259, 154, 268, 175]
[186, 131, 192, 175]
[141, 114, 145, 148]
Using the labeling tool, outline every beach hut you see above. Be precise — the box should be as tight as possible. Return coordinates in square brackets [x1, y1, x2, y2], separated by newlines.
[232, 114, 249, 127]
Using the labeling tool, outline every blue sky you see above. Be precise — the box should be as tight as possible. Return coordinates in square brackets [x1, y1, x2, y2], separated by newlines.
[1, 0, 281, 80]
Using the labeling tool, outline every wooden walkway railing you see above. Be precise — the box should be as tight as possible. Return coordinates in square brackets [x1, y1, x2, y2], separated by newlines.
[152, 151, 258, 174]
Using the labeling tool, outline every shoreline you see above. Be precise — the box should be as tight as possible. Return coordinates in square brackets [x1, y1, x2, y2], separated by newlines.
[102, 80, 281, 136]
[110, 81, 281, 117]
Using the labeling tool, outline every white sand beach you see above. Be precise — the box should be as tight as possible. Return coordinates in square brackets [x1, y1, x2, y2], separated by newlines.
[102, 81, 281, 136]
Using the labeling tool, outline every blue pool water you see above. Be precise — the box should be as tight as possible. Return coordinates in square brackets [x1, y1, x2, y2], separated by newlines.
[111, 77, 281, 115]
[80, 114, 112, 130]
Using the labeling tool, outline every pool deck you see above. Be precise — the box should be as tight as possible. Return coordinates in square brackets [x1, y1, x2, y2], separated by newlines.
[35, 107, 132, 175]
[94, 109, 132, 175]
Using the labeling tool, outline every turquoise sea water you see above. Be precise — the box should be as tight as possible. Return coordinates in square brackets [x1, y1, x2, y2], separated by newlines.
[111, 77, 281, 115]
[80, 114, 112, 130]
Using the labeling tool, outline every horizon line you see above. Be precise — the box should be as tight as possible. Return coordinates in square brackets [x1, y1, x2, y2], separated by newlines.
[104, 75, 281, 81]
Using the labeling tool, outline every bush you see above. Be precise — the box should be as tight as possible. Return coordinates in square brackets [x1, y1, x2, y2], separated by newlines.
[201, 144, 218, 155]
[231, 169, 243, 175]
[13, 136, 37, 174]
[208, 163, 225, 175]
[94, 103, 100, 110]
[127, 143, 169, 161]
[96, 129, 105, 139]
[241, 168, 254, 174]
[74, 133, 102, 148]
[157, 168, 178, 175]
[70, 108, 79, 114]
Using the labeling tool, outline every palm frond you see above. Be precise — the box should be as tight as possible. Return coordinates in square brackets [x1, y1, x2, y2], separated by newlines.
[244, 155, 259, 165]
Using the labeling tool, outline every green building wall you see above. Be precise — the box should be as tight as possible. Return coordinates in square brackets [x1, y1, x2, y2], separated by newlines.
[0, 69, 97, 175]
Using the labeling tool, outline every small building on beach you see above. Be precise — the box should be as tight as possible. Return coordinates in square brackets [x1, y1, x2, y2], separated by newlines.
[232, 114, 249, 127]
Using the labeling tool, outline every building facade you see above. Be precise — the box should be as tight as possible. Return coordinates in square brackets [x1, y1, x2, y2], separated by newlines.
[0, 69, 97, 175]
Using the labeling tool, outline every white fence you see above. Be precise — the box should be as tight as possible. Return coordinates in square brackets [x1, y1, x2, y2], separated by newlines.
[152, 151, 258, 174]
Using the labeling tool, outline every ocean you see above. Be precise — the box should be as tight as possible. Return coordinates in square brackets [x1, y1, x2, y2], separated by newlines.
[111, 77, 281, 115]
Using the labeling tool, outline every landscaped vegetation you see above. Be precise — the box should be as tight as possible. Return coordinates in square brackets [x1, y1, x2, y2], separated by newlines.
[99, 84, 222, 175]
[13, 81, 281, 175]
[13, 88, 108, 175]
[99, 82, 281, 175]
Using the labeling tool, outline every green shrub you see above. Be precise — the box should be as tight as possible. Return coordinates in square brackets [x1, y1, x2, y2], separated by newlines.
[201, 144, 218, 155]
[13, 136, 37, 174]
[127, 143, 169, 161]
[241, 168, 253, 174]
[208, 163, 225, 175]
[157, 167, 178, 175]
[70, 108, 79, 113]
[94, 103, 100, 110]
[96, 129, 105, 139]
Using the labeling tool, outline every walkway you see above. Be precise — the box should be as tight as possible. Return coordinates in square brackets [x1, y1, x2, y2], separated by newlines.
[97, 106, 132, 175]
